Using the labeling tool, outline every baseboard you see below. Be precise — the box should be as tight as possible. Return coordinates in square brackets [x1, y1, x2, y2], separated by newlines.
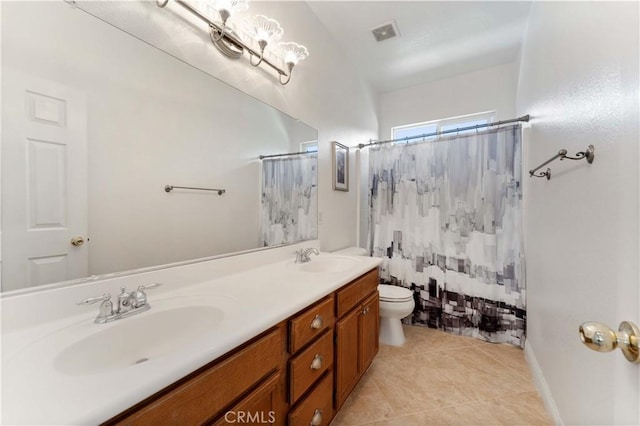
[524, 340, 563, 426]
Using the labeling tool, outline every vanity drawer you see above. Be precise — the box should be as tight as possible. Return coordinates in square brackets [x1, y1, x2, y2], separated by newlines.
[115, 328, 282, 425]
[288, 373, 333, 426]
[336, 268, 378, 318]
[289, 295, 334, 353]
[289, 330, 333, 404]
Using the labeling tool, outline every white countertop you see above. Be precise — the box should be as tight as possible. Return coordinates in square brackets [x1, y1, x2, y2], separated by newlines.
[1, 252, 382, 425]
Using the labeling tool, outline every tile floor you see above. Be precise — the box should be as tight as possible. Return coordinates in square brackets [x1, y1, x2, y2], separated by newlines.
[331, 325, 553, 426]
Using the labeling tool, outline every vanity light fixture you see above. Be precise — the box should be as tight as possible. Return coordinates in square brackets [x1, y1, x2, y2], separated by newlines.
[156, 0, 309, 85]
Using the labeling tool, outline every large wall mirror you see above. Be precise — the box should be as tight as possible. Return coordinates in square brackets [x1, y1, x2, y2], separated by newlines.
[1, 1, 318, 293]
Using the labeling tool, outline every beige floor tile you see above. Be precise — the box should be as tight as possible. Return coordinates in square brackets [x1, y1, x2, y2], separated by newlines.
[375, 325, 432, 359]
[370, 403, 502, 426]
[369, 354, 474, 413]
[476, 343, 533, 381]
[413, 330, 479, 353]
[477, 391, 553, 425]
[331, 373, 397, 426]
[330, 393, 396, 426]
[333, 327, 550, 426]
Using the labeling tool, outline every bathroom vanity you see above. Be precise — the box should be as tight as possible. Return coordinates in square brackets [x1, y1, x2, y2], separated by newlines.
[1, 245, 382, 425]
[105, 268, 379, 425]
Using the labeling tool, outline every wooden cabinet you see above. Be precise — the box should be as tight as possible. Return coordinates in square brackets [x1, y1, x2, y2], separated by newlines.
[334, 269, 380, 410]
[359, 293, 379, 372]
[212, 372, 281, 426]
[109, 328, 283, 425]
[105, 268, 378, 426]
[288, 373, 333, 426]
[289, 296, 334, 353]
[289, 331, 333, 404]
[335, 306, 360, 407]
[287, 297, 336, 424]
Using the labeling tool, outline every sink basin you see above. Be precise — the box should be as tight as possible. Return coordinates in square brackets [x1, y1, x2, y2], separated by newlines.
[53, 305, 224, 376]
[3, 294, 234, 381]
[292, 255, 360, 273]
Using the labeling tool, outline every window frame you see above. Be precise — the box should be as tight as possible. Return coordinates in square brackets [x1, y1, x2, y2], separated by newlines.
[300, 140, 318, 153]
[391, 111, 496, 144]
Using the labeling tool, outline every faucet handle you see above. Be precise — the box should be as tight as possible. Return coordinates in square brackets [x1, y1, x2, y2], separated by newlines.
[128, 283, 162, 309]
[137, 282, 162, 292]
[77, 293, 111, 305]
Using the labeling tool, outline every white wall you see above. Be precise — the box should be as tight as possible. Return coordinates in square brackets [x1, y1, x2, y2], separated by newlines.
[377, 62, 518, 141]
[516, 2, 639, 424]
[78, 1, 378, 253]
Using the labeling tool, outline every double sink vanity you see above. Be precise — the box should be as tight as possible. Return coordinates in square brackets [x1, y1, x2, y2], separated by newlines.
[1, 244, 382, 425]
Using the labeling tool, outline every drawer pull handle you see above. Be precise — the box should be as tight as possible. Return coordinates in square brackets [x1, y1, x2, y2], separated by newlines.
[310, 354, 323, 370]
[310, 409, 323, 426]
[310, 314, 323, 330]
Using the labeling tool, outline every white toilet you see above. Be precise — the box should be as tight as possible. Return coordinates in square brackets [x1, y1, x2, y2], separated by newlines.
[330, 247, 416, 346]
[378, 284, 415, 346]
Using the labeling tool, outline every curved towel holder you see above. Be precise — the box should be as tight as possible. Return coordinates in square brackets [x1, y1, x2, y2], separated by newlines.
[529, 145, 595, 180]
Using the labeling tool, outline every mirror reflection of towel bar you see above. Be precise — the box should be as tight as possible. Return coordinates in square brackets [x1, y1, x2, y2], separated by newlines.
[164, 185, 226, 195]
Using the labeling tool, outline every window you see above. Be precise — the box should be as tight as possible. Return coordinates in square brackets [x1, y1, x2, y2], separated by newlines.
[300, 140, 318, 153]
[391, 111, 496, 144]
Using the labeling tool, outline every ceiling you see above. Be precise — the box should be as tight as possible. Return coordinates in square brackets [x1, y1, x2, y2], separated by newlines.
[306, 1, 532, 94]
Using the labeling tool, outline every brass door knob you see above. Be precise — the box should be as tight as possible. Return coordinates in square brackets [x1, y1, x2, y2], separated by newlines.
[579, 321, 640, 363]
[70, 236, 85, 246]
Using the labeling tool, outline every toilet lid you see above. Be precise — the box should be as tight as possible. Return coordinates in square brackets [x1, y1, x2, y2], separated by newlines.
[378, 284, 413, 302]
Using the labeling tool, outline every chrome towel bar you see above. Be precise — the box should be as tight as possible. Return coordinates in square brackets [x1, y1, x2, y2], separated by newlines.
[164, 185, 226, 195]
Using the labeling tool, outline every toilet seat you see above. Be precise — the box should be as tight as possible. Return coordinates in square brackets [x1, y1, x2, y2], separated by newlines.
[378, 284, 413, 303]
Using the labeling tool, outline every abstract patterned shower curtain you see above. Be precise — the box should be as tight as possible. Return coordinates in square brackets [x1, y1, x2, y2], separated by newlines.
[368, 125, 525, 346]
[261, 154, 318, 247]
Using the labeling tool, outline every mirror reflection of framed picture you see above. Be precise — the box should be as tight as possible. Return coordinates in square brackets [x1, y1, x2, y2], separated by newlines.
[332, 141, 349, 191]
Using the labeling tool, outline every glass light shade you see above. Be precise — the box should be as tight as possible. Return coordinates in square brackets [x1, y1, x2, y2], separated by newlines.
[212, 0, 248, 16]
[245, 15, 283, 45]
[278, 41, 309, 66]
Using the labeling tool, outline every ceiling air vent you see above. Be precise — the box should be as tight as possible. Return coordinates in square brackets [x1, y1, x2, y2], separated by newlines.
[371, 21, 400, 42]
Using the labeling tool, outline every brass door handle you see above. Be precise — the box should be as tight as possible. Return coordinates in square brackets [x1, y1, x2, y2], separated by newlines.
[71, 236, 85, 246]
[579, 321, 640, 363]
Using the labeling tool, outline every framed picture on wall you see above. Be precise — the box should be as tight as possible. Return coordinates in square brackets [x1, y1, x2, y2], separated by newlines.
[332, 141, 349, 191]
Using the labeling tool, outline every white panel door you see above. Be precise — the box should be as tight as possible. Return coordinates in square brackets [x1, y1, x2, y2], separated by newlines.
[2, 68, 88, 292]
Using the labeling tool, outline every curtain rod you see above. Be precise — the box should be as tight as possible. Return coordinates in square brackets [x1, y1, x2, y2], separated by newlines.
[259, 151, 317, 160]
[357, 114, 530, 149]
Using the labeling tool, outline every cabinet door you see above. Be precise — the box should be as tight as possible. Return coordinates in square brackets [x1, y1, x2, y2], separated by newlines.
[359, 292, 379, 372]
[213, 372, 282, 426]
[334, 308, 360, 409]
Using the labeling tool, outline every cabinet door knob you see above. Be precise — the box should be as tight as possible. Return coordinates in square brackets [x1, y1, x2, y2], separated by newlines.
[362, 307, 369, 315]
[310, 314, 323, 330]
[310, 354, 323, 370]
[310, 409, 322, 426]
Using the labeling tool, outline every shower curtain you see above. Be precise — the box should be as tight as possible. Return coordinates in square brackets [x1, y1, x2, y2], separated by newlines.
[261, 154, 318, 247]
[368, 125, 525, 346]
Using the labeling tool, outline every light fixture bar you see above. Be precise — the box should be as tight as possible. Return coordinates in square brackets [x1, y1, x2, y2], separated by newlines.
[160, 0, 288, 78]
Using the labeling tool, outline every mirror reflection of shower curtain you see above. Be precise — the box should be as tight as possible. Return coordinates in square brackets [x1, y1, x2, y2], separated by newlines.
[368, 125, 525, 346]
[261, 154, 318, 246]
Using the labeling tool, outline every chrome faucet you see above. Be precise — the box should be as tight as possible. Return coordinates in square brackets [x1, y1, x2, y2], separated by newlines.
[77, 283, 162, 324]
[295, 248, 319, 264]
